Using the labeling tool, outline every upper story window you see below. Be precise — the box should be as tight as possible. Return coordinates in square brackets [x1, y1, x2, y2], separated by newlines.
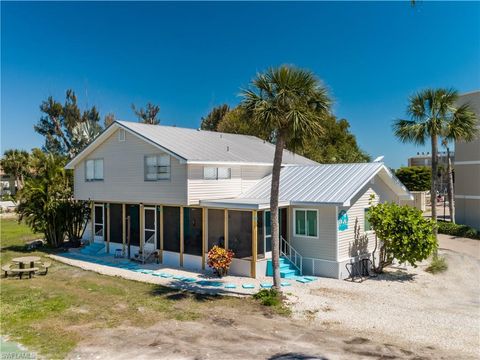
[85, 159, 104, 181]
[294, 209, 318, 238]
[145, 154, 170, 181]
[204, 167, 231, 180]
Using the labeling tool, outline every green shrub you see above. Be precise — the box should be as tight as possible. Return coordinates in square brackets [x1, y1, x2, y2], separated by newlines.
[253, 289, 291, 316]
[426, 255, 448, 274]
[437, 221, 480, 240]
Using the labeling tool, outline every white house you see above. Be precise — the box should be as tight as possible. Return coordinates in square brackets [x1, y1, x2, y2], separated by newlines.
[66, 121, 412, 279]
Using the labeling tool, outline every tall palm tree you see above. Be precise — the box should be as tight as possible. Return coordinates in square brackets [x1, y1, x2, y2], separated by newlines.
[0, 149, 30, 192]
[393, 88, 477, 233]
[241, 65, 331, 289]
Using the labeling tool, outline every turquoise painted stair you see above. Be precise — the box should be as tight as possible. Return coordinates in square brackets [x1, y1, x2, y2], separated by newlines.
[266, 257, 300, 279]
[79, 242, 105, 256]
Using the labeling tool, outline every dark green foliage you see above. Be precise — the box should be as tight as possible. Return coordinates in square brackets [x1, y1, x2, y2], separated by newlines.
[200, 104, 230, 131]
[367, 201, 437, 270]
[253, 289, 291, 316]
[395, 166, 431, 191]
[34, 90, 102, 158]
[0, 149, 30, 192]
[131, 102, 160, 125]
[437, 221, 480, 240]
[426, 255, 448, 274]
[64, 200, 91, 242]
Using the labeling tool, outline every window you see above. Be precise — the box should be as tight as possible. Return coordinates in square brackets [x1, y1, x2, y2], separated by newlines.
[118, 129, 126, 142]
[294, 209, 318, 238]
[203, 167, 231, 180]
[364, 208, 372, 232]
[86, 159, 103, 181]
[145, 154, 170, 181]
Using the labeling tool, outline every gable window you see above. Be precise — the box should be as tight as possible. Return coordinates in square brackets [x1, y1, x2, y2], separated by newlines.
[145, 154, 170, 181]
[85, 159, 103, 181]
[203, 167, 231, 180]
[118, 129, 126, 142]
[364, 208, 372, 232]
[294, 209, 318, 238]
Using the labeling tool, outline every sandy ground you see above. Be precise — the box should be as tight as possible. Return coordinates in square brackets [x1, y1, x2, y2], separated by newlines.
[62, 239, 480, 360]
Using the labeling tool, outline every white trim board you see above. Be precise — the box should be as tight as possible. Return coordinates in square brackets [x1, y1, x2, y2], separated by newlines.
[455, 195, 480, 200]
[454, 161, 480, 165]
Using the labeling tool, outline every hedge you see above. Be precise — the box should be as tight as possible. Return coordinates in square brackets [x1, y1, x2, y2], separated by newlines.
[437, 221, 480, 240]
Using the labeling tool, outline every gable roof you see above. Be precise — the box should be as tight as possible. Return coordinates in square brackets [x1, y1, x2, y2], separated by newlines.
[66, 121, 317, 169]
[200, 162, 411, 208]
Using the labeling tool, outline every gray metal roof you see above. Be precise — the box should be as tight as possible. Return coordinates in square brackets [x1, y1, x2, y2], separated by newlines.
[241, 162, 410, 206]
[117, 121, 316, 165]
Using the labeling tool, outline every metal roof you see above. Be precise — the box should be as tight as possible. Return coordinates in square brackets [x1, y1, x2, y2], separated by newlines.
[240, 162, 411, 206]
[117, 121, 316, 165]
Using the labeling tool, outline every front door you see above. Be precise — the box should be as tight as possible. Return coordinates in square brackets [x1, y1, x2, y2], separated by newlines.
[94, 204, 104, 243]
[143, 207, 156, 253]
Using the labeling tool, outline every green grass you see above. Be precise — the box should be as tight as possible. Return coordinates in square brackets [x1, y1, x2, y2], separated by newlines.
[253, 289, 291, 316]
[0, 217, 261, 359]
[426, 255, 448, 274]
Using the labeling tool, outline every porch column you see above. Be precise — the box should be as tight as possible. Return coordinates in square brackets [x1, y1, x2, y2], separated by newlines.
[90, 201, 95, 243]
[180, 206, 184, 266]
[159, 205, 164, 263]
[251, 210, 258, 278]
[224, 209, 229, 249]
[202, 208, 206, 270]
[139, 203, 144, 253]
[122, 204, 126, 255]
[106, 203, 110, 253]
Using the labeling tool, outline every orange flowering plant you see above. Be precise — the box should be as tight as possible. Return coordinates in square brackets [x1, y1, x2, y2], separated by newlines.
[207, 245, 234, 277]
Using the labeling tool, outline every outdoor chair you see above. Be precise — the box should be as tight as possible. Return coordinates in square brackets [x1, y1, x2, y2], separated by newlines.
[39, 261, 52, 275]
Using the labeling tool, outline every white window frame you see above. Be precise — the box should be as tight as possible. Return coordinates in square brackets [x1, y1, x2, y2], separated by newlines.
[293, 209, 319, 238]
[144, 154, 171, 181]
[203, 166, 231, 180]
[364, 207, 374, 234]
[85, 158, 104, 181]
[118, 129, 126, 142]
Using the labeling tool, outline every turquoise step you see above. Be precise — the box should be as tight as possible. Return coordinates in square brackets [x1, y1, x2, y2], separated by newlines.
[281, 269, 298, 279]
[266, 257, 300, 277]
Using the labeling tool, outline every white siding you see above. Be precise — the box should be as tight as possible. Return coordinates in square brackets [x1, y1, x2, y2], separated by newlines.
[337, 175, 399, 261]
[187, 165, 271, 205]
[289, 205, 337, 262]
[74, 129, 188, 205]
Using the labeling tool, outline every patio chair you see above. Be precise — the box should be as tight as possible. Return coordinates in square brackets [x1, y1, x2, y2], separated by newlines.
[39, 261, 52, 275]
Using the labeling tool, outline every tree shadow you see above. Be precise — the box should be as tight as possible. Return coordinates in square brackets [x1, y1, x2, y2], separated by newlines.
[268, 353, 328, 360]
[368, 270, 416, 283]
[149, 282, 227, 302]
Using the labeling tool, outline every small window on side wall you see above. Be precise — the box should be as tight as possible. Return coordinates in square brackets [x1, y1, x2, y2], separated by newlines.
[118, 129, 126, 142]
[364, 208, 372, 232]
[85, 159, 104, 181]
[294, 209, 318, 238]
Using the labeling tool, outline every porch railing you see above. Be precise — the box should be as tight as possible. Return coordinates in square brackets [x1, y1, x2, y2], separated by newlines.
[280, 236, 303, 275]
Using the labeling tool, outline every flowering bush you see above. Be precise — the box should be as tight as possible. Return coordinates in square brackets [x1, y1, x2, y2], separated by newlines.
[207, 245, 234, 277]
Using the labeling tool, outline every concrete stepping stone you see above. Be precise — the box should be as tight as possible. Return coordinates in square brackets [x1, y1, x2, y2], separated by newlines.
[260, 283, 273, 289]
[281, 282, 291, 287]
[173, 275, 186, 280]
[224, 284, 236, 289]
[296, 278, 311, 283]
[182, 278, 197, 283]
[160, 273, 173, 278]
[242, 284, 255, 289]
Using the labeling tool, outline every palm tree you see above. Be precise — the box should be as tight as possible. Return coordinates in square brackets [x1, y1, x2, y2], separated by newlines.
[0, 149, 30, 192]
[241, 65, 331, 289]
[393, 88, 477, 233]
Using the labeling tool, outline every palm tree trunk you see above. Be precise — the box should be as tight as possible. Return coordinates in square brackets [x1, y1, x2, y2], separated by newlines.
[446, 146, 455, 223]
[431, 134, 439, 242]
[270, 132, 285, 290]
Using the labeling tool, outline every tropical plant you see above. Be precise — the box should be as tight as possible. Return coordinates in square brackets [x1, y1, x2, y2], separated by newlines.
[200, 104, 230, 131]
[393, 88, 478, 235]
[207, 245, 234, 277]
[131, 102, 160, 125]
[0, 149, 30, 192]
[64, 200, 91, 244]
[34, 89, 103, 158]
[395, 166, 431, 191]
[367, 201, 437, 272]
[241, 65, 331, 289]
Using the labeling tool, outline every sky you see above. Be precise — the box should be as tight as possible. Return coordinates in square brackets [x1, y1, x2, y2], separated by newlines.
[2, 1, 479, 168]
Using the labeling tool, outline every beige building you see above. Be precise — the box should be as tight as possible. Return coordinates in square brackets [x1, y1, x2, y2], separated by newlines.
[455, 91, 480, 230]
[408, 152, 454, 168]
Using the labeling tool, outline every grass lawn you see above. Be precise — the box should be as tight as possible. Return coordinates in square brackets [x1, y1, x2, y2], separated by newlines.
[0, 218, 264, 359]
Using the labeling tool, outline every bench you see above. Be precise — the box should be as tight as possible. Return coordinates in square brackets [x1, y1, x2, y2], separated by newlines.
[2, 264, 12, 277]
[10, 267, 39, 279]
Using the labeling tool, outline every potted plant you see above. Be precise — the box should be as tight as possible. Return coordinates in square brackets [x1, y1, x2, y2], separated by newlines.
[207, 245, 234, 277]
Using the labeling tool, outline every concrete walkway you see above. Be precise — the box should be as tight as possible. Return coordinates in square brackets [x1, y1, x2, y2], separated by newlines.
[438, 233, 480, 260]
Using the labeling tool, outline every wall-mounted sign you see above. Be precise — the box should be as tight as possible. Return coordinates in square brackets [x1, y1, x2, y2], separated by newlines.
[338, 210, 348, 231]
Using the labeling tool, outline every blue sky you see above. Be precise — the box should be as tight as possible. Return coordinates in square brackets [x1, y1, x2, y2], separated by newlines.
[2, 1, 479, 168]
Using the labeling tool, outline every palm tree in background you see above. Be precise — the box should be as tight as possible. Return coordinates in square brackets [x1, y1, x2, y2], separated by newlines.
[393, 88, 477, 232]
[0, 149, 30, 192]
[241, 65, 331, 289]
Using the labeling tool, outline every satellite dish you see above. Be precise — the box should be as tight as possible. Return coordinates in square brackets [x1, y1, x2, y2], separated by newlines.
[373, 156, 384, 163]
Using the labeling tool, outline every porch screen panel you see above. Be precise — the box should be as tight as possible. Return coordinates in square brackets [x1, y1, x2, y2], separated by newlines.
[94, 205, 104, 236]
[228, 210, 252, 259]
[109, 204, 123, 243]
[257, 211, 265, 258]
[184, 208, 203, 256]
[163, 206, 180, 252]
[127, 204, 140, 246]
[207, 209, 224, 250]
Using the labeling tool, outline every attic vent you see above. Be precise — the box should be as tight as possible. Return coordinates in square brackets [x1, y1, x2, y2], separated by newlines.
[226, 146, 230, 152]
[118, 129, 126, 142]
